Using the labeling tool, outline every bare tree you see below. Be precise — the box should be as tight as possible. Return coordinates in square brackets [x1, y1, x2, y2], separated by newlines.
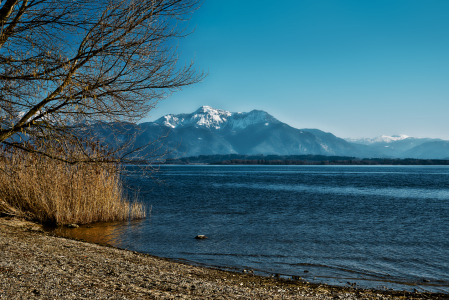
[0, 0, 204, 163]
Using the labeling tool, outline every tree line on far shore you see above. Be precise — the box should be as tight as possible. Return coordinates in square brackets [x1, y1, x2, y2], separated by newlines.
[164, 154, 449, 165]
[211, 158, 449, 165]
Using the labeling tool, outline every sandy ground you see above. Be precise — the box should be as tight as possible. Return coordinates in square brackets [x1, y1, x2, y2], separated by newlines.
[1, 217, 447, 300]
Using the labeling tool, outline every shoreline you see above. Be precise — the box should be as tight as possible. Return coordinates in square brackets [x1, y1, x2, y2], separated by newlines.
[1, 217, 448, 299]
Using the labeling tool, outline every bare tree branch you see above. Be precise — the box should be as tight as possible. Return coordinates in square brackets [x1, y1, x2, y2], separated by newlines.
[0, 0, 204, 164]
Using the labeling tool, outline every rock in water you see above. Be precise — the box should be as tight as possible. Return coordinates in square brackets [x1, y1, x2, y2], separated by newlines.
[195, 235, 207, 239]
[67, 224, 79, 228]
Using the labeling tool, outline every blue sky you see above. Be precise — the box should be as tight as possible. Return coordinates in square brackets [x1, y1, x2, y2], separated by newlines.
[145, 0, 449, 139]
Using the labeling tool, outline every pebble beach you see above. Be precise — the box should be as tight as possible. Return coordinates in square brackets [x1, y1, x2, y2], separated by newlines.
[1, 217, 447, 300]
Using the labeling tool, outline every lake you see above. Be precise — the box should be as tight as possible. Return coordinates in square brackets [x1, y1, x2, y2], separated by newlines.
[54, 165, 449, 293]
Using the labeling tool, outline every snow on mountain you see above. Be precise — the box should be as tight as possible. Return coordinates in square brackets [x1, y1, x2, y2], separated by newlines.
[225, 109, 280, 130]
[345, 135, 411, 145]
[154, 106, 280, 130]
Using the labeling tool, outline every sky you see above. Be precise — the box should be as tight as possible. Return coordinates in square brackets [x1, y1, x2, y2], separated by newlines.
[144, 0, 449, 140]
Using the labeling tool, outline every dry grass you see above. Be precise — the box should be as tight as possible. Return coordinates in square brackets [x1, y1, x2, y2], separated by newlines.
[0, 147, 146, 225]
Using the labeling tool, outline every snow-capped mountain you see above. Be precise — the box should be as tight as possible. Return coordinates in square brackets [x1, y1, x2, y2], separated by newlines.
[344, 135, 445, 157]
[153, 106, 280, 130]
[128, 106, 374, 158]
[345, 135, 410, 145]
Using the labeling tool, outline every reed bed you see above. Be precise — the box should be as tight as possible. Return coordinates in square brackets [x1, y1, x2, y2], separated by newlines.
[0, 147, 145, 225]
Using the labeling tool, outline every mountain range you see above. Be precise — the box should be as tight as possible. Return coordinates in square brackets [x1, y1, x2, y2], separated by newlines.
[93, 106, 449, 159]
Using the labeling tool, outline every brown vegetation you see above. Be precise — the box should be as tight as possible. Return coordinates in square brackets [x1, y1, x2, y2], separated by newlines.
[0, 145, 145, 225]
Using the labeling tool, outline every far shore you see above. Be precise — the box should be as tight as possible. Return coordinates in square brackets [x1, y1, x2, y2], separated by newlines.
[159, 154, 449, 166]
[1, 217, 448, 299]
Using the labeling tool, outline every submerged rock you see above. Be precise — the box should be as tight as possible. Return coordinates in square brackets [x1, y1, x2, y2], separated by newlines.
[195, 235, 207, 239]
[195, 234, 207, 240]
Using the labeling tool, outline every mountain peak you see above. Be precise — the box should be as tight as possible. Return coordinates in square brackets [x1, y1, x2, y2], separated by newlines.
[191, 106, 231, 129]
[154, 106, 279, 130]
[193, 106, 231, 116]
[194, 105, 227, 114]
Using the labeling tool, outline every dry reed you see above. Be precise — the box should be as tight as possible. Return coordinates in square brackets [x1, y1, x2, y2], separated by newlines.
[0, 147, 146, 225]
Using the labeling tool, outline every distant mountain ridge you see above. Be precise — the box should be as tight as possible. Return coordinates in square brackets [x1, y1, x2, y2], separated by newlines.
[401, 141, 449, 159]
[92, 106, 449, 159]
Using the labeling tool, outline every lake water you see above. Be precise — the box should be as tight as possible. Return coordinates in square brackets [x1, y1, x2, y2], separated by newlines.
[54, 165, 449, 293]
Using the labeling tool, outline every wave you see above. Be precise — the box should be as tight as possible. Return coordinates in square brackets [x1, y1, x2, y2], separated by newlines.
[213, 183, 449, 200]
